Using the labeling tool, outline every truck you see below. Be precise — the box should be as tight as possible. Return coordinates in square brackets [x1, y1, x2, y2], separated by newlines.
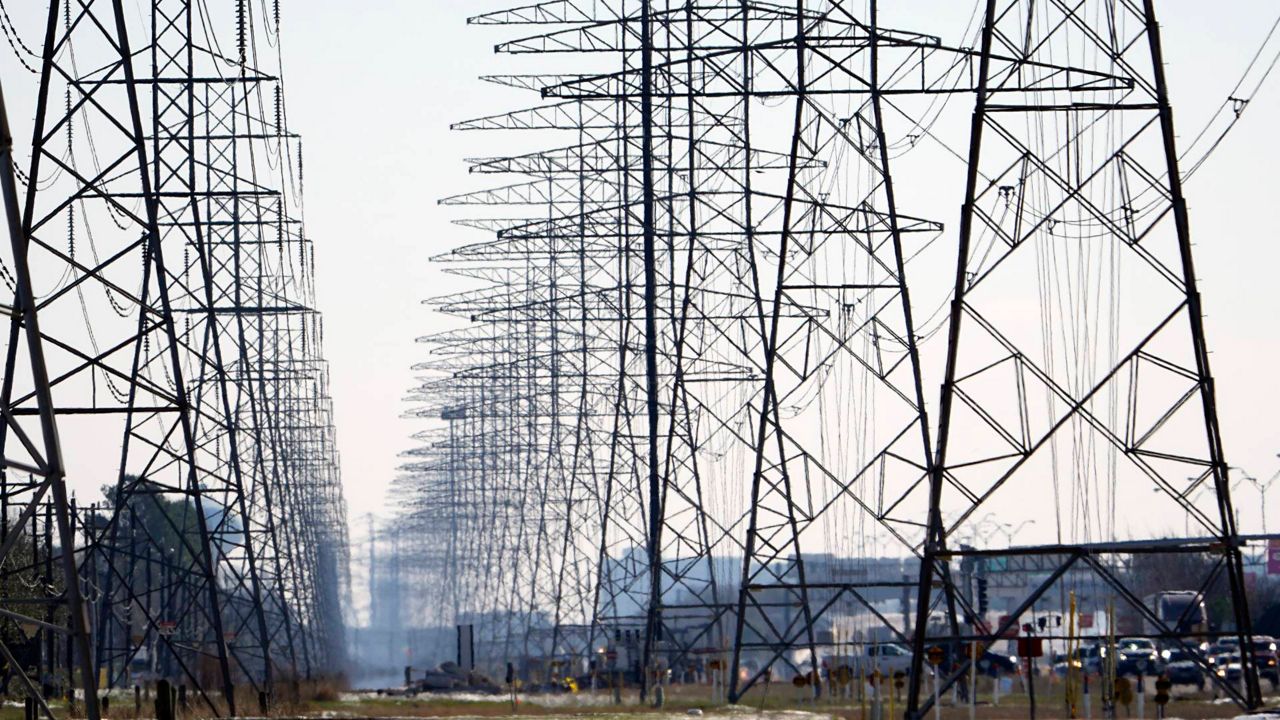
[1142, 591, 1207, 635]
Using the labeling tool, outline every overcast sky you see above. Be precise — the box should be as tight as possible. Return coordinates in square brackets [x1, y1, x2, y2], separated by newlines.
[4, 1, 1271, 536]
[267, 2, 1280, 536]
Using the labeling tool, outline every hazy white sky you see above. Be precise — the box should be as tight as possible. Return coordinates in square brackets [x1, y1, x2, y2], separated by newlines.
[4, 1, 1267, 535]
[268, 1, 1280, 534]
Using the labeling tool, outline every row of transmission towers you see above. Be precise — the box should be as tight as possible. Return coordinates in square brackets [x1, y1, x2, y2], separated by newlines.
[398, 0, 1265, 714]
[0, 0, 350, 717]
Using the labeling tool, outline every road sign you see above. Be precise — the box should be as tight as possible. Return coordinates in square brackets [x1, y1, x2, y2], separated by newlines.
[1115, 677, 1133, 707]
[1154, 679, 1171, 707]
[1016, 637, 1044, 658]
[927, 645, 945, 666]
[1268, 538, 1280, 575]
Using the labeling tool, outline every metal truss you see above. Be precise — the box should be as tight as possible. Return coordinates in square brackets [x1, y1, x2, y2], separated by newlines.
[907, 0, 1261, 715]
[0, 78, 100, 720]
[398, 2, 1260, 714]
[0, 0, 350, 716]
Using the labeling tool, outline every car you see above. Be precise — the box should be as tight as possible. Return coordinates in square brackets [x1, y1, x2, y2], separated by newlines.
[1161, 648, 1206, 690]
[1204, 637, 1240, 657]
[1114, 638, 1163, 677]
[1051, 657, 1076, 678]
[1212, 652, 1245, 684]
[1241, 636, 1279, 688]
[1205, 636, 1280, 689]
[975, 650, 1019, 676]
[1121, 638, 1160, 652]
[829, 642, 914, 677]
[1052, 644, 1103, 677]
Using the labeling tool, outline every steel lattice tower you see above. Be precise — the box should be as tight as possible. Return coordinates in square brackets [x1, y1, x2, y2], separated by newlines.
[0, 0, 351, 716]
[402, 1, 1262, 713]
[0, 77, 101, 720]
[907, 0, 1262, 714]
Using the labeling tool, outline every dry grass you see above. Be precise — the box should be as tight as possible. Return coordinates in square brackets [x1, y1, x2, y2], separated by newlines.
[289, 683, 1270, 720]
[0, 679, 1270, 720]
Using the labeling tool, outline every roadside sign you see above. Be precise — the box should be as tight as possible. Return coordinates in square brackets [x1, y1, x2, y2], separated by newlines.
[1115, 677, 1133, 707]
[1154, 677, 1171, 706]
[1016, 637, 1043, 658]
[927, 645, 945, 666]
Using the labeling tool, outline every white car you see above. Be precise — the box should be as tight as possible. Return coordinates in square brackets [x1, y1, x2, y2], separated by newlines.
[830, 642, 915, 677]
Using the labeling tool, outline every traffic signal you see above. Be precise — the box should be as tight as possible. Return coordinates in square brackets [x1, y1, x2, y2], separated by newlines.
[977, 577, 989, 614]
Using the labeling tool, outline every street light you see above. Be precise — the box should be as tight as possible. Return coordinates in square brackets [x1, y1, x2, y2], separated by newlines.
[1158, 472, 1253, 536]
[1000, 519, 1036, 546]
[1234, 455, 1280, 534]
[961, 512, 1001, 547]
[964, 513, 1034, 547]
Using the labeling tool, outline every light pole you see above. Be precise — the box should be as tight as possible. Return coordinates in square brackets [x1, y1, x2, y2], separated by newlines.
[999, 520, 1036, 547]
[1163, 474, 1246, 536]
[1182, 478, 1200, 536]
[964, 512, 999, 546]
[1235, 456, 1280, 534]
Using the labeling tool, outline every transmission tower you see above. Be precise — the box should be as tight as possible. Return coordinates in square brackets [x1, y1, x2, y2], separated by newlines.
[0, 77, 100, 720]
[907, 0, 1262, 714]
[0, 0, 350, 714]
[405, 3, 1263, 715]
